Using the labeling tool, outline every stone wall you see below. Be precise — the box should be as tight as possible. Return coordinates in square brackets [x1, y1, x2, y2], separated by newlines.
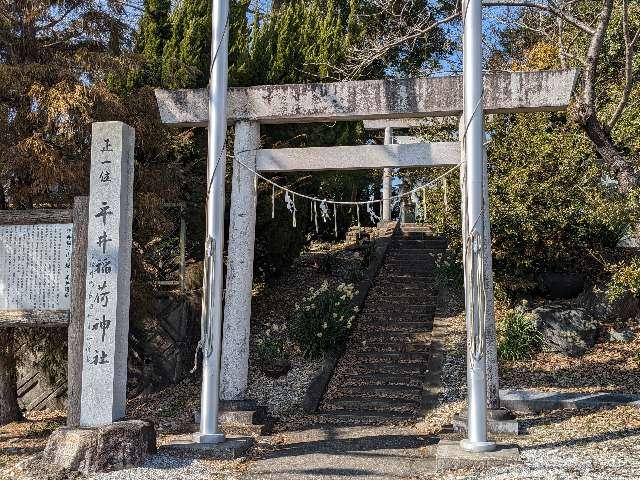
[17, 292, 199, 413]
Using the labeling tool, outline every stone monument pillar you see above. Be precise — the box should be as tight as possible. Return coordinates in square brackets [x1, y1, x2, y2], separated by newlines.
[80, 121, 135, 426]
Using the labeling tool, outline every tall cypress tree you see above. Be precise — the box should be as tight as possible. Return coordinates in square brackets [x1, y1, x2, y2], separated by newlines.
[137, 0, 172, 85]
[161, 0, 211, 89]
[161, 0, 252, 89]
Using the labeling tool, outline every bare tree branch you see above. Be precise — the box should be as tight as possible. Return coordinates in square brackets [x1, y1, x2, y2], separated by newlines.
[582, 0, 613, 109]
[346, 11, 461, 79]
[607, 0, 639, 131]
[482, 0, 596, 35]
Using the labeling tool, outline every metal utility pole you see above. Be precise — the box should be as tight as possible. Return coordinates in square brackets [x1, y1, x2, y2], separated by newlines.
[382, 127, 393, 221]
[195, 0, 229, 445]
[460, 0, 495, 453]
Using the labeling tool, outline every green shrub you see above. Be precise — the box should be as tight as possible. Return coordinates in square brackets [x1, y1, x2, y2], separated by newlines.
[411, 113, 636, 299]
[290, 281, 357, 358]
[497, 307, 542, 361]
[255, 326, 290, 367]
[607, 257, 640, 301]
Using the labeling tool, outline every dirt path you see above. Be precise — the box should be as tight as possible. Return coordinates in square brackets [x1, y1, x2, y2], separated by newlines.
[243, 425, 437, 480]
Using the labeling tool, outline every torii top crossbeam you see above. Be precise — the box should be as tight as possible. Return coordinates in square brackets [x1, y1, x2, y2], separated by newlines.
[155, 70, 578, 127]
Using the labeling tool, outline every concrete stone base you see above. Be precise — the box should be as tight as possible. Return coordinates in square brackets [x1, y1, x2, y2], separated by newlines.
[436, 439, 521, 471]
[452, 408, 520, 435]
[194, 401, 273, 437]
[42, 419, 156, 474]
[500, 388, 640, 412]
[160, 435, 254, 459]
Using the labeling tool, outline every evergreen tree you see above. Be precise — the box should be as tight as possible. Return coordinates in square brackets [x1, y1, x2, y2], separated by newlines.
[161, 0, 252, 88]
[137, 0, 172, 84]
[162, 0, 211, 88]
[0, 0, 133, 426]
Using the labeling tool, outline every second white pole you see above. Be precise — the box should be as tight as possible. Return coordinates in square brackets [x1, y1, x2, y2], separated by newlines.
[460, 0, 495, 453]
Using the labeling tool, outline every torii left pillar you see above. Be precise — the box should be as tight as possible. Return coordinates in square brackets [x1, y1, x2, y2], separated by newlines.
[221, 121, 260, 401]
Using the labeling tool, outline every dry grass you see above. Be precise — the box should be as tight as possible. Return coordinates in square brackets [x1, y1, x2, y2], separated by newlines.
[0, 410, 65, 476]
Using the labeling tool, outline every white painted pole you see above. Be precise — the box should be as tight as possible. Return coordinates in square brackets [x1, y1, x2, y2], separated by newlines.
[382, 127, 393, 221]
[460, 0, 495, 452]
[195, 0, 229, 444]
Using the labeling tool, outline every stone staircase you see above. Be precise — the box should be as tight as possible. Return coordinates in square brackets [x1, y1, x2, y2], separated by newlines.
[318, 223, 446, 425]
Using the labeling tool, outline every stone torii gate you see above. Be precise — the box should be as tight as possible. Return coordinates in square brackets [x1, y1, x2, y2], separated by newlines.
[154, 69, 577, 406]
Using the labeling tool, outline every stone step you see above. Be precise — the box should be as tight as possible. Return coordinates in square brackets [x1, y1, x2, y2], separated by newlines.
[356, 317, 434, 328]
[363, 300, 436, 311]
[361, 321, 432, 333]
[377, 270, 436, 280]
[354, 351, 430, 362]
[392, 239, 446, 247]
[354, 341, 430, 354]
[353, 331, 431, 343]
[341, 373, 424, 388]
[382, 260, 434, 268]
[316, 410, 416, 422]
[346, 361, 427, 376]
[381, 267, 433, 275]
[374, 276, 435, 285]
[336, 384, 424, 399]
[355, 331, 431, 342]
[369, 286, 435, 297]
[325, 397, 421, 413]
[384, 259, 435, 267]
[371, 281, 435, 290]
[367, 289, 436, 301]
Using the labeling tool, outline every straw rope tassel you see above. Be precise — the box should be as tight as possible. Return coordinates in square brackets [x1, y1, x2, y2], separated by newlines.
[357, 204, 360, 229]
[314, 201, 319, 233]
[422, 187, 427, 223]
[334, 203, 338, 238]
[272, 184, 275, 219]
[293, 193, 296, 228]
[444, 178, 449, 212]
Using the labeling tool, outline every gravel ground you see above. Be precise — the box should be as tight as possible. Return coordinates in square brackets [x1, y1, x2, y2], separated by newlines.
[4, 239, 640, 479]
[417, 287, 640, 480]
[245, 359, 319, 416]
[87, 455, 245, 480]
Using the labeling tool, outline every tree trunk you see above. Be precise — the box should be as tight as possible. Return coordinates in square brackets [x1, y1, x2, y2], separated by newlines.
[0, 329, 22, 426]
[572, 106, 638, 193]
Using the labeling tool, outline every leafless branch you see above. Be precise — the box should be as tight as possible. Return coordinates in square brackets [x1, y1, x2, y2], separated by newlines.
[607, 0, 639, 131]
[582, 0, 613, 109]
[345, 9, 461, 79]
[482, 0, 596, 35]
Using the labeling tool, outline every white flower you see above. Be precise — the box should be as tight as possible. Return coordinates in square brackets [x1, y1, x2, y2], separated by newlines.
[353, 306, 360, 313]
[316, 332, 323, 338]
[340, 295, 346, 300]
[322, 322, 328, 329]
[332, 313, 338, 318]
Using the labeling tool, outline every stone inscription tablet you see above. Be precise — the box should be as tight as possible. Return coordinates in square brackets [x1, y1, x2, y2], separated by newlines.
[0, 224, 73, 310]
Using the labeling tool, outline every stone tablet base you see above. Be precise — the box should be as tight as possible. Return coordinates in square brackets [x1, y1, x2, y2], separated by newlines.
[452, 408, 520, 436]
[436, 440, 521, 471]
[42, 420, 156, 474]
[160, 436, 254, 459]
